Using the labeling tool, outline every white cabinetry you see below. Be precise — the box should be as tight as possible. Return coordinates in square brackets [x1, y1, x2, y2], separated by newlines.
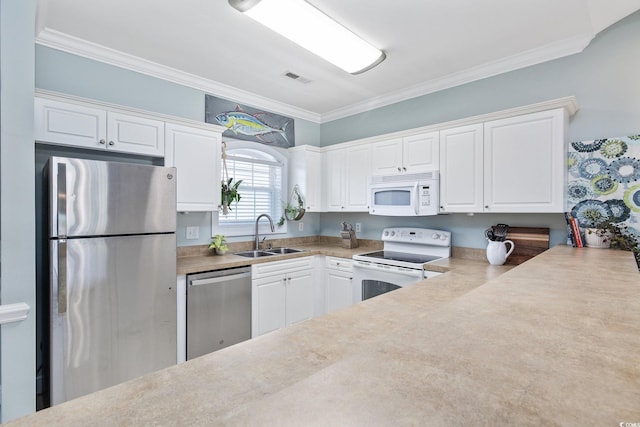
[371, 131, 439, 175]
[323, 144, 371, 212]
[483, 109, 566, 212]
[165, 123, 221, 212]
[324, 257, 354, 313]
[439, 108, 567, 213]
[288, 145, 322, 211]
[35, 97, 165, 157]
[439, 124, 484, 213]
[251, 257, 314, 337]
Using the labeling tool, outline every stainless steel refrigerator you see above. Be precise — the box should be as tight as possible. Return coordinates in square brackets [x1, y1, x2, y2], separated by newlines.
[46, 156, 177, 405]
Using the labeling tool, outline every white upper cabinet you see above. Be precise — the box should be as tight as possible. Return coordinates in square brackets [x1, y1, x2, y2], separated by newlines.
[288, 145, 322, 212]
[439, 108, 568, 213]
[106, 112, 165, 156]
[344, 144, 372, 211]
[165, 123, 221, 212]
[371, 131, 439, 175]
[483, 109, 566, 212]
[323, 147, 346, 211]
[35, 97, 165, 157]
[323, 144, 371, 212]
[439, 124, 484, 213]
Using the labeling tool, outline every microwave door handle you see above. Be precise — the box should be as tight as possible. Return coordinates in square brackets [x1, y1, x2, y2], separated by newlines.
[414, 183, 419, 215]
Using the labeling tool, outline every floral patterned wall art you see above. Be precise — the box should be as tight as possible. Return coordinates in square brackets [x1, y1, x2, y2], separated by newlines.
[567, 134, 640, 240]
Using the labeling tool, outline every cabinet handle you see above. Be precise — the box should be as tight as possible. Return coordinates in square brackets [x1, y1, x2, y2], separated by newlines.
[403, 167, 407, 171]
[108, 141, 115, 146]
[397, 167, 401, 172]
[99, 139, 106, 145]
[485, 205, 489, 209]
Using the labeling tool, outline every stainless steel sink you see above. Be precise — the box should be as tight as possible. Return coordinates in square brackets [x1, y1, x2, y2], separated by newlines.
[234, 250, 275, 258]
[265, 247, 304, 254]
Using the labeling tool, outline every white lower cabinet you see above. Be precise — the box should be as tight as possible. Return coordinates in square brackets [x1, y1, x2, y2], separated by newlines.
[324, 257, 354, 313]
[251, 257, 314, 337]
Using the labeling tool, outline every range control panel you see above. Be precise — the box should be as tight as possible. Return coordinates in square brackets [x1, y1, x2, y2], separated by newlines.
[381, 227, 451, 247]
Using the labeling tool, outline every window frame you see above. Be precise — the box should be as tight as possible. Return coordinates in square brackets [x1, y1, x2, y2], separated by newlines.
[212, 139, 288, 237]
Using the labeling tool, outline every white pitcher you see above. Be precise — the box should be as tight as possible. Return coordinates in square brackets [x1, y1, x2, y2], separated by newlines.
[486, 240, 515, 265]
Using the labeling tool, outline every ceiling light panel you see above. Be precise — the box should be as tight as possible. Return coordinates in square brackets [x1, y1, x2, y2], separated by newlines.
[229, 0, 385, 74]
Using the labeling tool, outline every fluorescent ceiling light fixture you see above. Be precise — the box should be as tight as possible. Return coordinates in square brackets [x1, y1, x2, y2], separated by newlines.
[229, 0, 386, 74]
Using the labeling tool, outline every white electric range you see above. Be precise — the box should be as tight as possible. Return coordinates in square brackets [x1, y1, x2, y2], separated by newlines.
[352, 227, 451, 301]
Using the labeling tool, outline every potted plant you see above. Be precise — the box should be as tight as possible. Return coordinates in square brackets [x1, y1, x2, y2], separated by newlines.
[221, 177, 242, 215]
[277, 185, 305, 226]
[208, 234, 228, 255]
[582, 209, 614, 248]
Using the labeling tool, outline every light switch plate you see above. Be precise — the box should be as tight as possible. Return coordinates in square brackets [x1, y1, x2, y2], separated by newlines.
[186, 226, 199, 239]
[298, 222, 304, 231]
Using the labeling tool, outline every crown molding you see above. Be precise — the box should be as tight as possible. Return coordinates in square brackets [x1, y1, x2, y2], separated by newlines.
[36, 28, 590, 125]
[35, 28, 322, 123]
[321, 33, 593, 122]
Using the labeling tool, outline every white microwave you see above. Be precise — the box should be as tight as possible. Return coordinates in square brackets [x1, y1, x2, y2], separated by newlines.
[368, 172, 439, 216]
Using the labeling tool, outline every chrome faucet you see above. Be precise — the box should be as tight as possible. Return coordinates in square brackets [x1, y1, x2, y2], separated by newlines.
[255, 214, 275, 250]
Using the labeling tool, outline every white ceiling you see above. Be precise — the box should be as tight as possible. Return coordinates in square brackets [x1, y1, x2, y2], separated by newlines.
[35, 0, 640, 123]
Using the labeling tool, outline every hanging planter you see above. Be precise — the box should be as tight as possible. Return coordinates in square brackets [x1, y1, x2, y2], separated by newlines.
[278, 185, 305, 226]
[220, 141, 242, 215]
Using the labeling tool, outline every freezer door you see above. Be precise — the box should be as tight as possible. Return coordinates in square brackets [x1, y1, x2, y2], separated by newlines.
[48, 156, 176, 237]
[50, 234, 177, 405]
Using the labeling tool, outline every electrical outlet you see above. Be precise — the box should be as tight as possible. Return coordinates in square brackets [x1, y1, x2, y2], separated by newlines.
[298, 221, 304, 231]
[186, 226, 199, 240]
[355, 223, 362, 232]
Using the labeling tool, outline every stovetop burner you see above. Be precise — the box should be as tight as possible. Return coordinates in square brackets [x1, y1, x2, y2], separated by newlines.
[357, 250, 442, 264]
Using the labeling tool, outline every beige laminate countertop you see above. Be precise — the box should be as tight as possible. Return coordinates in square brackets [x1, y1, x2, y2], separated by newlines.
[176, 243, 372, 275]
[9, 246, 640, 426]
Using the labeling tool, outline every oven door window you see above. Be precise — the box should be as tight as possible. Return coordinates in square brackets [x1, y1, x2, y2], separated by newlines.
[362, 280, 402, 300]
[373, 189, 411, 206]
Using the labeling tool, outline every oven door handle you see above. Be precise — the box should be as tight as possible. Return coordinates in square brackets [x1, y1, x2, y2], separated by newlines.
[353, 261, 424, 278]
[414, 182, 420, 215]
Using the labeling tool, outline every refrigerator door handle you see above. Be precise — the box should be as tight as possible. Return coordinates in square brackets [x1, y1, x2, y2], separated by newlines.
[57, 162, 67, 237]
[58, 239, 67, 314]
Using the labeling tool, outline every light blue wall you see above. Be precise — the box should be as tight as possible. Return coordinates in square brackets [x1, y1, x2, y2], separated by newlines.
[35, 11, 640, 250]
[319, 11, 640, 249]
[35, 45, 323, 147]
[35, 45, 323, 247]
[321, 11, 640, 145]
[1, 0, 36, 421]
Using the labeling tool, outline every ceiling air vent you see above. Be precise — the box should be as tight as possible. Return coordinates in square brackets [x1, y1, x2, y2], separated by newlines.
[283, 71, 312, 84]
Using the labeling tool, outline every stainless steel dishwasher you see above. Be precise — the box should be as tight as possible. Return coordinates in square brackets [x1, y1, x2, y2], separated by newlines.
[186, 266, 251, 360]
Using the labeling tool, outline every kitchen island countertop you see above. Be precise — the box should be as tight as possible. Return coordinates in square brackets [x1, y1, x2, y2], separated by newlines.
[8, 245, 640, 426]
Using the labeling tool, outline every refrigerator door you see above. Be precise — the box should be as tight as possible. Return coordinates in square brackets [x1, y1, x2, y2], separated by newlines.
[48, 156, 176, 237]
[50, 233, 177, 405]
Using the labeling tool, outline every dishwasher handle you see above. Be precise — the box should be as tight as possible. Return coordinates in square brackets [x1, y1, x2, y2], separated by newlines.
[189, 272, 251, 287]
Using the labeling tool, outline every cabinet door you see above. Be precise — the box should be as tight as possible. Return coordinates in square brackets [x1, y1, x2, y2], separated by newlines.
[285, 269, 314, 326]
[439, 124, 484, 213]
[165, 124, 221, 211]
[403, 131, 439, 172]
[324, 148, 346, 211]
[35, 97, 107, 149]
[325, 270, 353, 313]
[252, 276, 286, 337]
[371, 138, 403, 175]
[106, 112, 165, 157]
[344, 144, 372, 211]
[484, 109, 566, 212]
[289, 146, 322, 212]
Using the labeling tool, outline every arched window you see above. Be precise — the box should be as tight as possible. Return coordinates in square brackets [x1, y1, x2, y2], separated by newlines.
[215, 141, 287, 236]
